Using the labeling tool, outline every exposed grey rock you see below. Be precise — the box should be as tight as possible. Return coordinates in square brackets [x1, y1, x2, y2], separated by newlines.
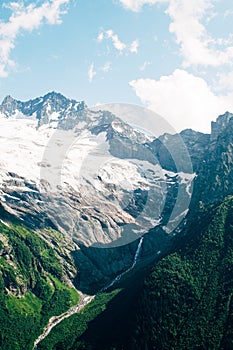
[211, 111, 233, 141]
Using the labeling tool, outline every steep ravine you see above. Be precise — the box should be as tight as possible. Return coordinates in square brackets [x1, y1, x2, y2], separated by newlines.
[33, 237, 144, 349]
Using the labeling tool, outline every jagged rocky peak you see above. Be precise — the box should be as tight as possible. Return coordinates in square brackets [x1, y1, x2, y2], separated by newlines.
[39, 91, 86, 113]
[0, 91, 87, 127]
[2, 94, 14, 105]
[0, 95, 21, 117]
[211, 111, 233, 141]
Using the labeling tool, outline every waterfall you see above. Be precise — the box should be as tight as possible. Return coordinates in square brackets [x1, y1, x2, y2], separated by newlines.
[100, 237, 144, 292]
[131, 236, 144, 269]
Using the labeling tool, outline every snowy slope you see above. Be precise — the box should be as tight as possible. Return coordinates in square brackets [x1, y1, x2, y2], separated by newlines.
[0, 93, 194, 248]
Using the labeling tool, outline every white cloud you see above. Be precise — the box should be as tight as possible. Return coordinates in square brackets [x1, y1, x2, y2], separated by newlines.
[130, 39, 139, 53]
[217, 71, 233, 92]
[0, 0, 69, 77]
[88, 63, 96, 82]
[106, 29, 126, 52]
[101, 62, 111, 72]
[97, 29, 139, 54]
[118, 0, 166, 12]
[130, 69, 233, 133]
[97, 31, 104, 42]
[118, 0, 233, 67]
[0, 63, 8, 78]
[166, 0, 233, 67]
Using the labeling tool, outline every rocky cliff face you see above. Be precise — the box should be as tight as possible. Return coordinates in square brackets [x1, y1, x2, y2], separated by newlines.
[211, 111, 233, 141]
[193, 117, 233, 207]
[149, 128, 210, 172]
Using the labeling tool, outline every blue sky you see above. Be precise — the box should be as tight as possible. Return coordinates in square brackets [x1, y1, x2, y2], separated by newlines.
[0, 0, 233, 132]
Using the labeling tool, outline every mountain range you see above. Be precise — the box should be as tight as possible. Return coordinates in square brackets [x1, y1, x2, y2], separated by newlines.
[0, 92, 232, 349]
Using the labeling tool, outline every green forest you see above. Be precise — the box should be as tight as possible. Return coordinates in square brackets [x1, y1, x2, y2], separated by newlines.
[0, 206, 79, 350]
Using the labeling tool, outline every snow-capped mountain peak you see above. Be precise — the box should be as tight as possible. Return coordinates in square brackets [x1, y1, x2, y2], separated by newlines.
[0, 92, 86, 128]
[0, 93, 194, 249]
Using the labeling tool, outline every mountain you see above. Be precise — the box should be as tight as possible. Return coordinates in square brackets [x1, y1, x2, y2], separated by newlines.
[149, 128, 210, 172]
[0, 92, 195, 292]
[0, 92, 233, 349]
[31, 106, 233, 350]
[193, 113, 233, 207]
